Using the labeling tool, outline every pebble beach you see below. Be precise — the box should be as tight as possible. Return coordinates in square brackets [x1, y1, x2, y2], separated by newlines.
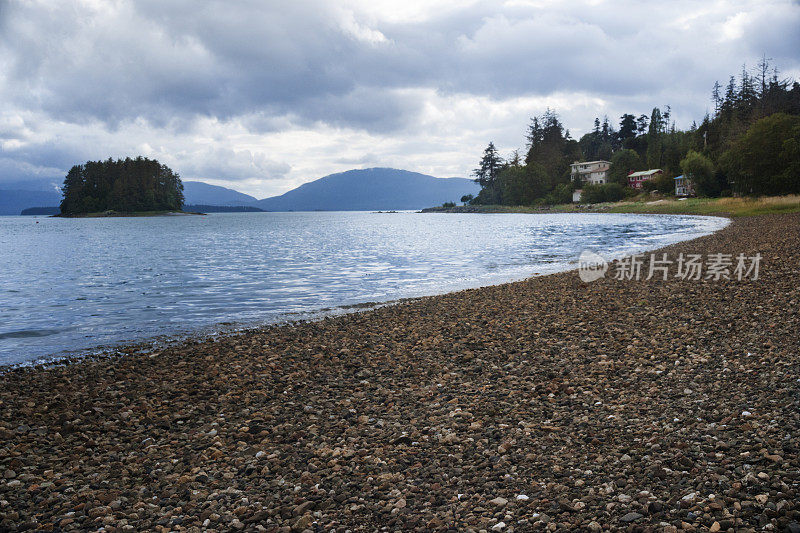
[1, 213, 798, 532]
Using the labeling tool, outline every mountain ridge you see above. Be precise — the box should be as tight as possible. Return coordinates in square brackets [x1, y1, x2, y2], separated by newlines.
[252, 168, 478, 211]
[0, 168, 479, 214]
[0, 189, 63, 216]
[182, 181, 259, 206]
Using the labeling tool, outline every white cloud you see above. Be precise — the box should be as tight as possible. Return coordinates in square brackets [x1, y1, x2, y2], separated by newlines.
[339, 9, 390, 44]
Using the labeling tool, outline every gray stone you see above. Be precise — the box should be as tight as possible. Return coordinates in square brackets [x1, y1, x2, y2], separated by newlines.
[620, 512, 643, 523]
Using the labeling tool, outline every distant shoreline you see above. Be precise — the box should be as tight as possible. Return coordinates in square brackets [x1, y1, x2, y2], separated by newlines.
[54, 210, 206, 218]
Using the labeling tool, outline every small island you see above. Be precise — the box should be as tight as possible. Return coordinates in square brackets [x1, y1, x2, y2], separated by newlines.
[57, 157, 191, 217]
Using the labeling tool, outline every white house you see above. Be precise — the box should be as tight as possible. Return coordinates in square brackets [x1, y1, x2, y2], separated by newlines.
[572, 189, 583, 203]
[570, 160, 611, 185]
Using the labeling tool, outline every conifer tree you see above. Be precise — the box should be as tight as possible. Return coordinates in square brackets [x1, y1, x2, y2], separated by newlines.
[59, 157, 184, 215]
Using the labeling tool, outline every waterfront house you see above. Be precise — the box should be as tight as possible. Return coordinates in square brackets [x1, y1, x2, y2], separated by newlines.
[627, 169, 662, 189]
[570, 160, 611, 185]
[674, 174, 695, 196]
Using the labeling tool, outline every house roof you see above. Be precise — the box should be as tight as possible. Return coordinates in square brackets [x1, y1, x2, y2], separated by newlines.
[571, 160, 611, 166]
[673, 174, 684, 180]
[628, 169, 662, 177]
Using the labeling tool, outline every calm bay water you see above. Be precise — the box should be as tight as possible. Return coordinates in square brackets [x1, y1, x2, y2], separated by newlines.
[0, 211, 727, 366]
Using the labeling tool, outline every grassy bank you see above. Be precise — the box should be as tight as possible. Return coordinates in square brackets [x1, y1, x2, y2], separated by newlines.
[424, 195, 800, 217]
[607, 194, 800, 217]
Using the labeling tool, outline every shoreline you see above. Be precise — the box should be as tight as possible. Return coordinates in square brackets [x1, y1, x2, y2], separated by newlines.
[1, 214, 798, 531]
[421, 194, 800, 218]
[0, 213, 729, 372]
[53, 210, 206, 218]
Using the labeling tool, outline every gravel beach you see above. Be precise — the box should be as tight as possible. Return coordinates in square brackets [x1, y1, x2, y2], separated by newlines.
[1, 213, 798, 532]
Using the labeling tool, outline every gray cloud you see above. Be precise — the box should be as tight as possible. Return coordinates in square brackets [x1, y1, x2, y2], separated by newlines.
[0, 0, 798, 193]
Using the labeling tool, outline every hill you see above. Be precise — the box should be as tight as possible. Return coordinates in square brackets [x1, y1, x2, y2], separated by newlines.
[184, 204, 264, 213]
[2, 168, 478, 214]
[182, 181, 259, 206]
[0, 189, 63, 215]
[253, 168, 479, 211]
[21, 206, 61, 216]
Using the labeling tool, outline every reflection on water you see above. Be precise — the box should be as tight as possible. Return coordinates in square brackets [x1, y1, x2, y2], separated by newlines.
[0, 211, 727, 365]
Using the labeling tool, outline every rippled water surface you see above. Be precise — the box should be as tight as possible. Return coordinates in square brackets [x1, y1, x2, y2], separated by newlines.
[0, 211, 727, 365]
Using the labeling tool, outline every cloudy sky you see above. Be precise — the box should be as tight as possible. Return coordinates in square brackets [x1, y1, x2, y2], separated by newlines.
[1, 0, 798, 197]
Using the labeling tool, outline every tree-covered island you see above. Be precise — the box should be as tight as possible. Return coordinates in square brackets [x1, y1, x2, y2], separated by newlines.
[59, 157, 185, 216]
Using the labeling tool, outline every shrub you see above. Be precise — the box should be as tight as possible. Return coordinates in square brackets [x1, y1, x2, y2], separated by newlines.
[651, 173, 675, 194]
[641, 179, 657, 192]
[544, 183, 573, 205]
[680, 150, 718, 197]
[581, 183, 625, 203]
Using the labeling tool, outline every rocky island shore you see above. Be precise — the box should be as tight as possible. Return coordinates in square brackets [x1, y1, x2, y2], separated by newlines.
[1, 214, 799, 532]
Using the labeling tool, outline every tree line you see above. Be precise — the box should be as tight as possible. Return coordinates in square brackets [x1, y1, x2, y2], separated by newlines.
[60, 157, 184, 215]
[470, 58, 800, 205]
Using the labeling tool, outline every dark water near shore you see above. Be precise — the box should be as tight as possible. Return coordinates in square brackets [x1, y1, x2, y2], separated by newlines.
[0, 211, 727, 366]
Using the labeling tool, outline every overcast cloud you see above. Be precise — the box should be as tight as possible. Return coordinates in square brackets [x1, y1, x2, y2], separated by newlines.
[1, 0, 798, 197]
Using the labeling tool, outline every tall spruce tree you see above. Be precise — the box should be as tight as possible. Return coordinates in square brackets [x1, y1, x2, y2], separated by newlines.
[618, 114, 638, 141]
[472, 142, 503, 189]
[646, 107, 664, 168]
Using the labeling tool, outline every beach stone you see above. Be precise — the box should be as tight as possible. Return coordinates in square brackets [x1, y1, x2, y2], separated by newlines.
[489, 497, 508, 507]
[88, 506, 112, 518]
[292, 514, 313, 531]
[620, 512, 643, 523]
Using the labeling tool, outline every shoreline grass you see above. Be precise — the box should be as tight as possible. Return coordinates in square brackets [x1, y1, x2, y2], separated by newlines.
[423, 194, 800, 217]
[607, 194, 800, 217]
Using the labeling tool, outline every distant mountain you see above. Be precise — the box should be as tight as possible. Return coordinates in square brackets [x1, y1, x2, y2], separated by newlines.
[1, 169, 479, 214]
[182, 181, 259, 206]
[184, 204, 264, 213]
[0, 189, 63, 215]
[21, 206, 60, 216]
[253, 168, 480, 211]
